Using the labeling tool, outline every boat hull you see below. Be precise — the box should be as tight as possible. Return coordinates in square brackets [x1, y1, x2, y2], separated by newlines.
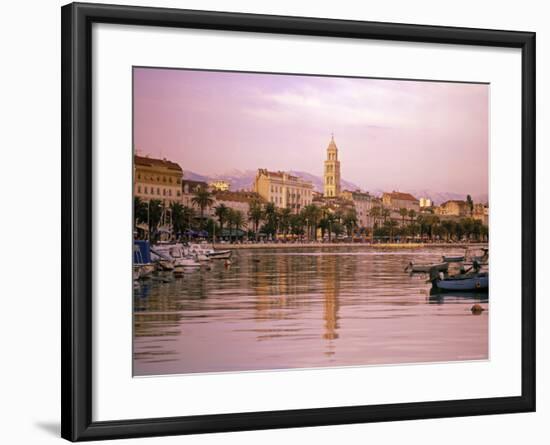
[407, 262, 448, 273]
[434, 275, 488, 291]
[207, 250, 232, 260]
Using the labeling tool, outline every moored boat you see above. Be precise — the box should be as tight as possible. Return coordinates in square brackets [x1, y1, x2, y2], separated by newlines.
[134, 240, 155, 279]
[189, 242, 232, 260]
[405, 261, 448, 274]
[442, 255, 465, 263]
[432, 272, 488, 292]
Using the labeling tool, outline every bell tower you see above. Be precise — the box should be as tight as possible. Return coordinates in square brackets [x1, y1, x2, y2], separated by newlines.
[324, 134, 341, 197]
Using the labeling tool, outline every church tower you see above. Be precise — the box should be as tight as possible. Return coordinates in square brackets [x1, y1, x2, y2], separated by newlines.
[324, 134, 341, 197]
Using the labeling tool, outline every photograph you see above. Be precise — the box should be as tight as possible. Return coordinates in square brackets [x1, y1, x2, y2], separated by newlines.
[132, 67, 490, 376]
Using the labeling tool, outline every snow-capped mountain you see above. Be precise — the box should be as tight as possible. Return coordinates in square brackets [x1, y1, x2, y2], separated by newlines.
[182, 169, 487, 204]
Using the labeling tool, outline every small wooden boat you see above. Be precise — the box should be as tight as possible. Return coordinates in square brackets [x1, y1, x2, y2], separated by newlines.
[405, 261, 448, 274]
[442, 255, 465, 263]
[207, 250, 232, 260]
[189, 243, 232, 260]
[432, 272, 488, 292]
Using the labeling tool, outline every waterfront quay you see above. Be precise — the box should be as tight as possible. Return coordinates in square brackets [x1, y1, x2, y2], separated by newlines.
[214, 242, 489, 250]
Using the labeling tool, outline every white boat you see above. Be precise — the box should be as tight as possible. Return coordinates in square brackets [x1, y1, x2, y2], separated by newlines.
[189, 242, 232, 260]
[150, 249, 175, 271]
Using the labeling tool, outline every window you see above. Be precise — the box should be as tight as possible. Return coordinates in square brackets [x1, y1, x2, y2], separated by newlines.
[168, 189, 172, 196]
[137, 186, 141, 193]
[163, 189, 166, 196]
[157, 188, 160, 195]
[144, 187, 148, 194]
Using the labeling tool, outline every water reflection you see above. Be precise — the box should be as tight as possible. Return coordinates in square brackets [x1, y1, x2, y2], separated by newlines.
[134, 247, 488, 376]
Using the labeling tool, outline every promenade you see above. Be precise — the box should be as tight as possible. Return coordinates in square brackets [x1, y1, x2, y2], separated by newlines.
[213, 242, 488, 250]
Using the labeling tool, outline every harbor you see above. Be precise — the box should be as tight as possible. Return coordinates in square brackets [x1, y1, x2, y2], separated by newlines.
[133, 244, 488, 376]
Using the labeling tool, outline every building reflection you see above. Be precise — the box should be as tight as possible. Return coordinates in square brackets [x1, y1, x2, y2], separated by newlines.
[321, 255, 340, 342]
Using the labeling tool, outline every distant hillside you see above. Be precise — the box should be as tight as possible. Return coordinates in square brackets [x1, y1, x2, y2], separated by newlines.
[182, 169, 487, 205]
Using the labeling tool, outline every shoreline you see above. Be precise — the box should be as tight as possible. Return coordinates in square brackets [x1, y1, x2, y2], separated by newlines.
[213, 242, 488, 250]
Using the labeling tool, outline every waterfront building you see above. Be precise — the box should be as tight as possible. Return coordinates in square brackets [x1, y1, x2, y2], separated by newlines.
[419, 197, 433, 208]
[253, 169, 314, 213]
[382, 191, 420, 212]
[324, 135, 341, 198]
[181, 179, 209, 208]
[211, 190, 265, 219]
[209, 180, 230, 191]
[341, 189, 374, 229]
[473, 203, 489, 225]
[134, 155, 183, 204]
[436, 200, 470, 217]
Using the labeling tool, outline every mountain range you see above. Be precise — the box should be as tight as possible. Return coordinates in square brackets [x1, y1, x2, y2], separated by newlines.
[182, 169, 488, 205]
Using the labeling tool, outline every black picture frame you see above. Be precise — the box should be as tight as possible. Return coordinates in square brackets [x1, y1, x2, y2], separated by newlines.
[61, 2, 536, 441]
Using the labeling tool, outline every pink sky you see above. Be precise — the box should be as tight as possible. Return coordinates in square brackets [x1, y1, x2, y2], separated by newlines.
[133, 67, 488, 195]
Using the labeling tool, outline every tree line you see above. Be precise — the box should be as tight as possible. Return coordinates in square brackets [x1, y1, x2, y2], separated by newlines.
[134, 188, 488, 243]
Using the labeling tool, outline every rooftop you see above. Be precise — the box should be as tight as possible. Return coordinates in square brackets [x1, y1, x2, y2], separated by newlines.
[135, 155, 182, 172]
[384, 191, 418, 202]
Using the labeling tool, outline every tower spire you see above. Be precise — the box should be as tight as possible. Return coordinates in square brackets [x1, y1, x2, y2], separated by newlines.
[324, 134, 341, 198]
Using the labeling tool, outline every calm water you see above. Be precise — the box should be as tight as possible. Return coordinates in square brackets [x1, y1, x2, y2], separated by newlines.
[133, 247, 488, 376]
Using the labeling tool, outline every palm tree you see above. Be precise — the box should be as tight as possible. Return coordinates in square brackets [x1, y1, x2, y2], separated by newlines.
[214, 204, 229, 241]
[302, 204, 322, 241]
[289, 213, 305, 238]
[263, 202, 278, 238]
[399, 208, 408, 227]
[381, 207, 390, 223]
[278, 208, 292, 238]
[441, 220, 455, 242]
[323, 212, 337, 242]
[181, 205, 195, 235]
[426, 215, 440, 241]
[342, 208, 358, 237]
[466, 194, 474, 216]
[461, 217, 474, 242]
[384, 219, 399, 243]
[228, 209, 246, 242]
[369, 206, 381, 228]
[134, 197, 148, 232]
[169, 202, 185, 239]
[148, 199, 163, 242]
[248, 200, 264, 241]
[191, 187, 214, 228]
[408, 209, 416, 225]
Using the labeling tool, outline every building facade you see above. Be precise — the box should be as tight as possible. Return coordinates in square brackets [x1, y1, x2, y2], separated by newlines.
[134, 155, 183, 205]
[323, 135, 341, 198]
[253, 169, 314, 213]
[436, 200, 470, 217]
[473, 203, 489, 225]
[181, 179, 209, 208]
[382, 191, 420, 212]
[419, 197, 433, 208]
[209, 180, 230, 191]
[210, 191, 264, 219]
[341, 190, 374, 229]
